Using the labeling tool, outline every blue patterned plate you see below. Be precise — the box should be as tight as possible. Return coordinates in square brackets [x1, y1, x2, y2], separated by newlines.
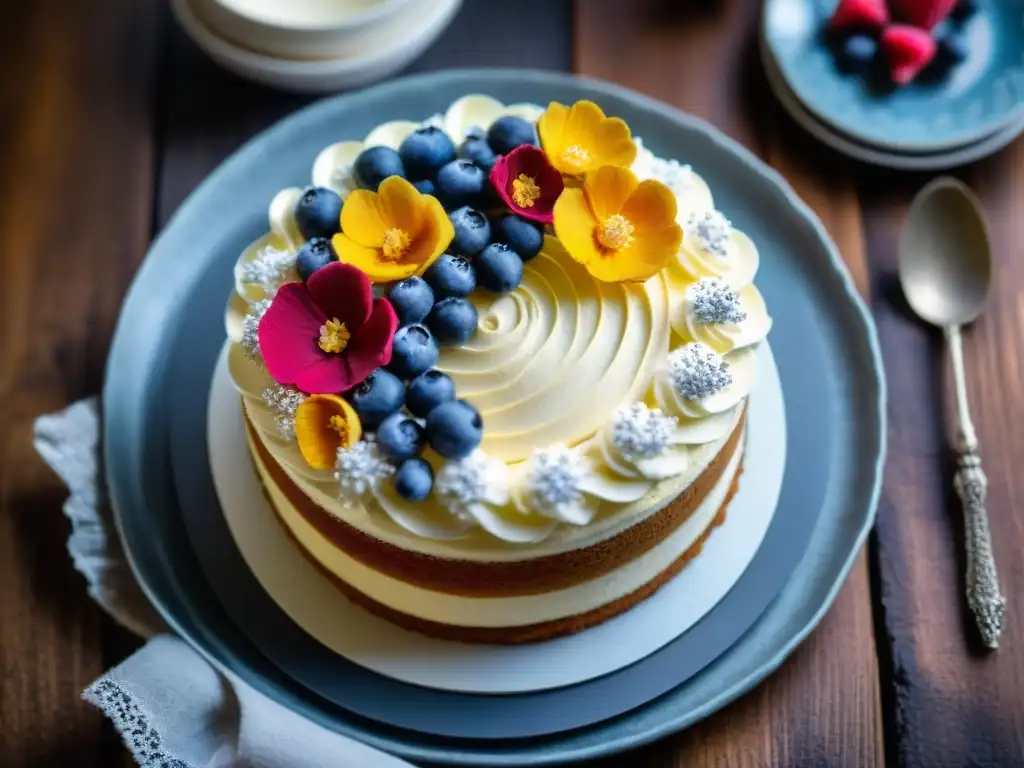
[763, 0, 1024, 152]
[103, 70, 885, 764]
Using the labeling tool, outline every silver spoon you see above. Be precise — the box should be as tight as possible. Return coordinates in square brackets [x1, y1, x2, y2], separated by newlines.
[899, 176, 1005, 649]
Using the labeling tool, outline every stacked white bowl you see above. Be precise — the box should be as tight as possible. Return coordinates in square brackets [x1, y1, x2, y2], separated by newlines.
[173, 0, 463, 92]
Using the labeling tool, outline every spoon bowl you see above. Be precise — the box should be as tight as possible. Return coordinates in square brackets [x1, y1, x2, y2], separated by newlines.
[899, 177, 993, 329]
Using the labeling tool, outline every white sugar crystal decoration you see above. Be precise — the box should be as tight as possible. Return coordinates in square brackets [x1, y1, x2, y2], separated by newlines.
[668, 343, 732, 400]
[650, 159, 694, 196]
[435, 451, 503, 521]
[611, 403, 678, 461]
[239, 245, 297, 296]
[688, 278, 747, 325]
[335, 439, 394, 503]
[686, 210, 732, 259]
[526, 445, 587, 518]
[260, 385, 305, 439]
[240, 299, 271, 361]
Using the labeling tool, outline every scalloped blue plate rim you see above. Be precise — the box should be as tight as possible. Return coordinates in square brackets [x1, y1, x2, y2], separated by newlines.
[103, 68, 886, 765]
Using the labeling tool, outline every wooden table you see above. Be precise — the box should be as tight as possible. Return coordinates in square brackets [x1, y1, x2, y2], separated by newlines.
[2, 0, 1023, 765]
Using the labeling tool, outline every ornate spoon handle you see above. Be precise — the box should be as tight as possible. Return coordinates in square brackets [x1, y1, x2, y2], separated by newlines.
[947, 325, 1005, 649]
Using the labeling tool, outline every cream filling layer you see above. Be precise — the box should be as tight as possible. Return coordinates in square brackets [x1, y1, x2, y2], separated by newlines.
[252, 424, 744, 628]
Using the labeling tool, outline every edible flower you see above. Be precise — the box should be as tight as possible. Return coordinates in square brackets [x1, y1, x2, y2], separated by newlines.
[295, 394, 363, 470]
[258, 262, 398, 394]
[489, 145, 564, 224]
[553, 165, 681, 283]
[332, 176, 453, 282]
[537, 100, 637, 176]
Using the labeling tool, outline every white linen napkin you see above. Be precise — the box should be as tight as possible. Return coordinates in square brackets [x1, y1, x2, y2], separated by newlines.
[34, 398, 415, 768]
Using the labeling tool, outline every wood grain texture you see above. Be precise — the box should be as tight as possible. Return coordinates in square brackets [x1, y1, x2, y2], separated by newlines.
[0, 1, 161, 766]
[861, 138, 1024, 766]
[576, 1, 884, 765]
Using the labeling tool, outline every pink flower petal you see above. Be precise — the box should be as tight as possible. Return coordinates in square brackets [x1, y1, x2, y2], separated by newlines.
[258, 283, 327, 387]
[307, 261, 373, 328]
[345, 298, 398, 386]
[291, 355, 353, 395]
[489, 145, 562, 225]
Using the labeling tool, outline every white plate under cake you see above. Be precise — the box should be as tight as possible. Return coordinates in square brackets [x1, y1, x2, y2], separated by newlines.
[223, 95, 773, 644]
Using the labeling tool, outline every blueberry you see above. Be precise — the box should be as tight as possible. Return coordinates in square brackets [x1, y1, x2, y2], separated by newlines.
[950, 0, 978, 21]
[406, 370, 456, 418]
[353, 146, 405, 191]
[376, 412, 426, 463]
[475, 243, 524, 293]
[837, 34, 877, 72]
[426, 399, 483, 459]
[295, 237, 337, 281]
[493, 215, 544, 261]
[424, 253, 476, 299]
[346, 369, 404, 430]
[387, 324, 439, 379]
[394, 458, 434, 501]
[435, 160, 487, 210]
[398, 127, 456, 181]
[448, 206, 492, 256]
[294, 187, 343, 240]
[426, 298, 478, 345]
[412, 178, 436, 195]
[936, 33, 969, 66]
[388, 277, 435, 327]
[486, 116, 537, 155]
[458, 137, 497, 172]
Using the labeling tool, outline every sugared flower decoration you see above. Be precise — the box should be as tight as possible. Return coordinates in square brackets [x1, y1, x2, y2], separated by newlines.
[667, 343, 732, 400]
[332, 176, 453, 282]
[685, 210, 732, 259]
[611, 403, 677, 461]
[537, 100, 637, 176]
[434, 450, 509, 522]
[335, 438, 394, 504]
[241, 299, 271, 361]
[295, 394, 363, 470]
[489, 145, 563, 224]
[525, 445, 589, 524]
[261, 384, 306, 439]
[258, 262, 397, 394]
[240, 245, 297, 296]
[553, 165, 682, 283]
[688, 278, 747, 325]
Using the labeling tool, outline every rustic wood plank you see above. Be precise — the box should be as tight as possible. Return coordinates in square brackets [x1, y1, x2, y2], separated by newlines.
[576, 1, 884, 765]
[0, 2, 162, 766]
[861, 139, 1024, 766]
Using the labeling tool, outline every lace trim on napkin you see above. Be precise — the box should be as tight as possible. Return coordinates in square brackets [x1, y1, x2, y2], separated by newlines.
[82, 680, 191, 768]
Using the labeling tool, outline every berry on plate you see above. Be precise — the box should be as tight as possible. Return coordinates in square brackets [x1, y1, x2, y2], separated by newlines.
[412, 179, 436, 196]
[387, 324, 440, 379]
[353, 146, 405, 191]
[448, 206, 492, 256]
[398, 127, 456, 181]
[295, 237, 337, 281]
[827, 0, 888, 31]
[387, 276, 435, 327]
[890, 0, 957, 30]
[837, 33, 879, 71]
[394, 457, 434, 501]
[426, 297, 479, 345]
[294, 187, 343, 240]
[475, 242, 524, 293]
[346, 368, 405, 430]
[458, 137, 498, 172]
[486, 116, 538, 155]
[882, 24, 938, 84]
[493, 215, 544, 261]
[425, 399, 483, 460]
[406, 370, 456, 418]
[424, 253, 476, 299]
[376, 412, 427, 463]
[435, 159, 487, 210]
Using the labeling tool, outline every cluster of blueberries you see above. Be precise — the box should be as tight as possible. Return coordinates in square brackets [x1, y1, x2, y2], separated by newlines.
[285, 115, 548, 502]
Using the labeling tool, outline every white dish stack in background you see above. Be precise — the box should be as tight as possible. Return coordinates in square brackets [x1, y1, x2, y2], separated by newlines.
[173, 0, 463, 92]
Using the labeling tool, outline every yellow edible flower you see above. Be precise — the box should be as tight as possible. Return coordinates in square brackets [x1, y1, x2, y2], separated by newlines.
[333, 176, 453, 282]
[553, 165, 681, 283]
[537, 100, 637, 176]
[295, 394, 362, 470]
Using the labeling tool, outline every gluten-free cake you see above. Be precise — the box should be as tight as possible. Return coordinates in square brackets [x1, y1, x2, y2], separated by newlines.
[224, 95, 772, 644]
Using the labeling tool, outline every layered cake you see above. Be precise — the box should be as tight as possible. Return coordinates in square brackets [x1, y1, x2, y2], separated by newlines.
[225, 95, 772, 643]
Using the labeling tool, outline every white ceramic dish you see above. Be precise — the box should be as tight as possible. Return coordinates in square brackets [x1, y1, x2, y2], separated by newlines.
[173, 0, 462, 93]
[207, 342, 786, 695]
[190, 0, 416, 60]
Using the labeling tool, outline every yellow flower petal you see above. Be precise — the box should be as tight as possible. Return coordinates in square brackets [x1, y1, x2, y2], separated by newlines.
[537, 101, 570, 154]
[553, 187, 602, 267]
[377, 176, 426, 237]
[622, 179, 679, 234]
[295, 394, 362, 470]
[405, 195, 454, 276]
[340, 189, 389, 247]
[332, 233, 418, 281]
[538, 100, 637, 175]
[594, 117, 637, 167]
[584, 165, 638, 221]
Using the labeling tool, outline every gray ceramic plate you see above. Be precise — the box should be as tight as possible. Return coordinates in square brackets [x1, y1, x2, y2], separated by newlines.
[104, 69, 885, 765]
